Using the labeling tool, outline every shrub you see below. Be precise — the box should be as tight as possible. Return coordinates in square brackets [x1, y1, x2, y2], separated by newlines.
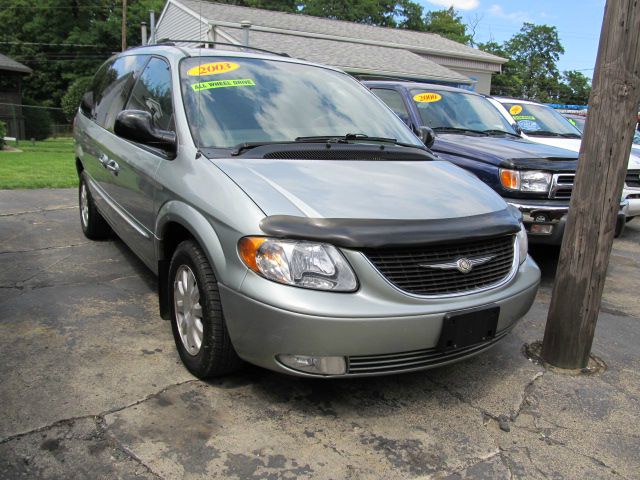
[0, 120, 6, 149]
[23, 98, 52, 141]
[62, 76, 93, 122]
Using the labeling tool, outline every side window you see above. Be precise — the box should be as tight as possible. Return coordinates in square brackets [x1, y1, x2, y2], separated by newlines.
[371, 88, 411, 126]
[126, 57, 174, 132]
[92, 55, 149, 130]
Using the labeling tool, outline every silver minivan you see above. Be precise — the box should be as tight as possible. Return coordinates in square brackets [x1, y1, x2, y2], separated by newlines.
[74, 45, 540, 378]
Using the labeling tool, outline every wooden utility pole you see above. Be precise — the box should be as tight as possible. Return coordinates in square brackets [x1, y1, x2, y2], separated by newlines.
[121, 0, 127, 51]
[542, 0, 640, 369]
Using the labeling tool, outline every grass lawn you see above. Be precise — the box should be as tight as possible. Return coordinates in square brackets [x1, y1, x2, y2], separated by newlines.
[0, 137, 77, 189]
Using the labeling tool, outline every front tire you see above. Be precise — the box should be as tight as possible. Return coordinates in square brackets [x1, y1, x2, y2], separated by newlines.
[169, 240, 242, 378]
[79, 173, 111, 240]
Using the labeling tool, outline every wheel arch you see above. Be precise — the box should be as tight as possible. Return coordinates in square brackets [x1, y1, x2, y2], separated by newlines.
[155, 201, 229, 320]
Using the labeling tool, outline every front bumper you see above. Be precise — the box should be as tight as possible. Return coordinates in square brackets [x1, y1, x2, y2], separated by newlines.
[507, 198, 627, 245]
[622, 186, 640, 217]
[219, 255, 540, 377]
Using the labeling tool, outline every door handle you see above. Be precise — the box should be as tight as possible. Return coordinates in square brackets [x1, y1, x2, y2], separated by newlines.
[105, 159, 120, 175]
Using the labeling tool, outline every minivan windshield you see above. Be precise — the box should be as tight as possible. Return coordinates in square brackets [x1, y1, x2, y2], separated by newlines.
[179, 56, 422, 149]
[502, 102, 582, 137]
[410, 88, 516, 135]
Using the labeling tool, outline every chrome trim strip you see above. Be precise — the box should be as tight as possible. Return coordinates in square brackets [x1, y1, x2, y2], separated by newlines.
[507, 201, 569, 213]
[87, 178, 150, 239]
[362, 236, 519, 300]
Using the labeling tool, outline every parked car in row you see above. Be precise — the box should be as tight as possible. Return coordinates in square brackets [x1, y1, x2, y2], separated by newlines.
[365, 81, 626, 244]
[74, 45, 540, 378]
[490, 97, 640, 222]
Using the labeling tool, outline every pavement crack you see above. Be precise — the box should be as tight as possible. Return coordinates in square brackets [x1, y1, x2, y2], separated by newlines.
[0, 242, 90, 256]
[0, 205, 76, 217]
[510, 371, 544, 422]
[0, 379, 199, 445]
[95, 416, 165, 480]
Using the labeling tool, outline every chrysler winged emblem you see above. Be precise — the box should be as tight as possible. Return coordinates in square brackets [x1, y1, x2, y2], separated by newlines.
[420, 255, 495, 274]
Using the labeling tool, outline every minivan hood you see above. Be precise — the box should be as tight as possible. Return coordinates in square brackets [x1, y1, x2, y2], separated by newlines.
[433, 134, 579, 171]
[212, 158, 508, 219]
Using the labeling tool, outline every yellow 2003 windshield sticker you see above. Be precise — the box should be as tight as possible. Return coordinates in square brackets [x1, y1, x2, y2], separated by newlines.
[191, 78, 256, 91]
[509, 105, 523, 115]
[413, 92, 442, 103]
[187, 61, 240, 76]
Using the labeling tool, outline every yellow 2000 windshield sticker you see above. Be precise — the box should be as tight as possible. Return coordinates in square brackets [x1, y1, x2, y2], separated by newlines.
[191, 78, 256, 91]
[509, 105, 523, 115]
[187, 62, 240, 76]
[413, 92, 442, 103]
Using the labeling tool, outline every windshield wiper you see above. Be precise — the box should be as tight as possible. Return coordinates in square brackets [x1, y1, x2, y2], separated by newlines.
[524, 130, 564, 137]
[294, 133, 422, 149]
[482, 129, 521, 137]
[433, 127, 488, 136]
[231, 140, 298, 156]
[559, 133, 582, 138]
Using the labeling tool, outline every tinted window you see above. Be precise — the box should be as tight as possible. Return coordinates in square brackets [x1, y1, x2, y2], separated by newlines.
[126, 57, 174, 131]
[411, 89, 515, 134]
[91, 55, 148, 130]
[179, 57, 421, 149]
[371, 89, 411, 126]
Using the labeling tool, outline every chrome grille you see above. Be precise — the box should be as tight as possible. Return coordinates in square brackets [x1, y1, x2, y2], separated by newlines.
[362, 236, 515, 296]
[626, 170, 640, 188]
[347, 330, 509, 374]
[549, 173, 574, 199]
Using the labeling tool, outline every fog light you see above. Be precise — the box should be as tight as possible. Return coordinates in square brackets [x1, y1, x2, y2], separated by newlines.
[530, 224, 553, 235]
[277, 354, 347, 375]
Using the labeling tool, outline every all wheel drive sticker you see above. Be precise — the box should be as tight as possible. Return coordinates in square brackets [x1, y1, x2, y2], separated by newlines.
[188, 61, 256, 92]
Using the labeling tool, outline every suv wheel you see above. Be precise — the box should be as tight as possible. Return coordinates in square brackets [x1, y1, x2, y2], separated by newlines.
[79, 174, 111, 239]
[169, 240, 242, 378]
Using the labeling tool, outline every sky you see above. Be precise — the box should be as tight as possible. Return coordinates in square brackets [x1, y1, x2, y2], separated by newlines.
[420, 0, 607, 78]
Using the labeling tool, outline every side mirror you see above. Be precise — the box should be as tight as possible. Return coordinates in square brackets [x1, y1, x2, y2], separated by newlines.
[512, 123, 522, 136]
[114, 110, 176, 156]
[417, 126, 435, 148]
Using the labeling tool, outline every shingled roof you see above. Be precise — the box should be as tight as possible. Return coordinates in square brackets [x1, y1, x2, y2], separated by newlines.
[176, 0, 505, 65]
[0, 53, 32, 74]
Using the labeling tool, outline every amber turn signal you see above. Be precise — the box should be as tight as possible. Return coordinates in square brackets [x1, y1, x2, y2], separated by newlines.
[499, 169, 520, 190]
[238, 236, 266, 273]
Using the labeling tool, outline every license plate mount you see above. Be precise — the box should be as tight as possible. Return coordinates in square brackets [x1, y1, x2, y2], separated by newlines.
[437, 306, 500, 353]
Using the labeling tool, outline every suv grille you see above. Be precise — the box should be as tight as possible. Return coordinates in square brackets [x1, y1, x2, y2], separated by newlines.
[626, 170, 640, 188]
[362, 236, 515, 296]
[549, 173, 574, 199]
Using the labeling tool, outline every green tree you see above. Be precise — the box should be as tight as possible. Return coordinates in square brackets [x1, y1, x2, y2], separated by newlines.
[503, 23, 564, 101]
[301, 0, 400, 26]
[424, 7, 471, 44]
[478, 40, 523, 97]
[558, 70, 592, 105]
[395, 0, 426, 31]
[61, 76, 93, 121]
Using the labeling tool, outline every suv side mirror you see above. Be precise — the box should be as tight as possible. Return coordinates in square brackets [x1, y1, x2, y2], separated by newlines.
[417, 126, 435, 148]
[114, 110, 177, 156]
[512, 123, 522, 136]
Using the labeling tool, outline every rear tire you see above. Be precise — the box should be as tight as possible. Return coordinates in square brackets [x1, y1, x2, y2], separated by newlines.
[169, 240, 242, 378]
[79, 173, 111, 240]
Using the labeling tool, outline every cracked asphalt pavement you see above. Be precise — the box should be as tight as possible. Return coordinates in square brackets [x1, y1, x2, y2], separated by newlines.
[1, 188, 639, 479]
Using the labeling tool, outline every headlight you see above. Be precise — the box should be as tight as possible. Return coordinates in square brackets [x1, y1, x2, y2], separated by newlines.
[238, 237, 358, 291]
[500, 169, 551, 193]
[516, 223, 528, 264]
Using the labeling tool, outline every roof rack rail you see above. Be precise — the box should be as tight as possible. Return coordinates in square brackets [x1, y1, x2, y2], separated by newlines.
[155, 39, 290, 57]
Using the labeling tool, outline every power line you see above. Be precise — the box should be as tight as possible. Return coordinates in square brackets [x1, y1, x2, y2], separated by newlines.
[0, 41, 103, 47]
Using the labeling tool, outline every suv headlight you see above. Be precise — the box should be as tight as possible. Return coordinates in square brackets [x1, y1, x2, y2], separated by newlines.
[500, 169, 552, 193]
[516, 223, 528, 264]
[238, 237, 358, 291]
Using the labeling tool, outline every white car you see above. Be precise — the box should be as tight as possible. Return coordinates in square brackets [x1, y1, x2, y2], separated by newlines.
[488, 97, 640, 220]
